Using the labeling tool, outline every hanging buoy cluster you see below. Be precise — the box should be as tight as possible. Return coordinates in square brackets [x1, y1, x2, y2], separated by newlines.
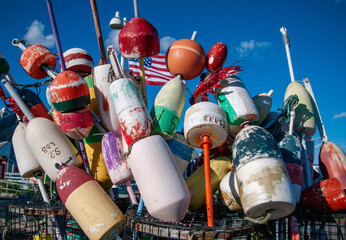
[5, 10, 345, 239]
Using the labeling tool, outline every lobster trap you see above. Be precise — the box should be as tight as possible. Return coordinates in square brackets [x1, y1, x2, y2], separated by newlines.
[3, 200, 87, 240]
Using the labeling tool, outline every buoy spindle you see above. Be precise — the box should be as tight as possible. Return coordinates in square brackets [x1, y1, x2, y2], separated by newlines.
[280, 27, 295, 82]
[200, 135, 214, 227]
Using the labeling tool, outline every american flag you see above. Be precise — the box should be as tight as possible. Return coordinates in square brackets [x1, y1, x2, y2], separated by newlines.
[129, 54, 174, 85]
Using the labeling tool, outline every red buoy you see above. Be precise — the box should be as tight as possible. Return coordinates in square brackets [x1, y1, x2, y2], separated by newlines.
[20, 44, 56, 79]
[59, 108, 93, 140]
[118, 17, 160, 58]
[63, 48, 94, 76]
[49, 70, 90, 112]
[207, 42, 228, 72]
[166, 39, 206, 80]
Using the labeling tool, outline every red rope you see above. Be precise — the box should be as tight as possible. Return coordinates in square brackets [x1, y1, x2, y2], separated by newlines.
[0, 86, 25, 120]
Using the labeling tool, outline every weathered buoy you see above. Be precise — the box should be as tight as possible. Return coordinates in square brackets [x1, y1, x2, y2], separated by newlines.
[252, 90, 273, 126]
[56, 164, 125, 240]
[219, 170, 242, 212]
[63, 48, 94, 76]
[118, 17, 160, 58]
[166, 39, 206, 80]
[284, 81, 316, 138]
[232, 125, 295, 220]
[110, 77, 151, 146]
[206, 42, 227, 72]
[166, 132, 195, 174]
[186, 157, 231, 211]
[150, 76, 185, 140]
[92, 64, 121, 135]
[184, 101, 228, 149]
[20, 44, 56, 79]
[18, 88, 53, 121]
[51, 109, 61, 127]
[0, 52, 10, 74]
[25, 117, 83, 181]
[12, 122, 42, 178]
[299, 177, 346, 213]
[319, 141, 346, 189]
[59, 107, 93, 140]
[215, 75, 259, 137]
[127, 135, 190, 221]
[101, 132, 133, 185]
[278, 134, 303, 203]
[49, 70, 90, 112]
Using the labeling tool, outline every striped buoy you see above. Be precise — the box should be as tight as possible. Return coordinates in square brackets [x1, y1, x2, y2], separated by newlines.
[150, 76, 185, 140]
[56, 164, 125, 240]
[20, 44, 56, 79]
[219, 170, 242, 212]
[49, 70, 90, 112]
[232, 125, 295, 220]
[110, 77, 151, 146]
[215, 75, 259, 137]
[278, 134, 303, 203]
[127, 135, 190, 221]
[12, 122, 42, 178]
[0, 52, 10, 74]
[63, 48, 94, 76]
[25, 117, 83, 181]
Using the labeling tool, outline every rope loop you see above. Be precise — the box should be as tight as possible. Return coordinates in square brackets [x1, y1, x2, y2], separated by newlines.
[244, 210, 272, 224]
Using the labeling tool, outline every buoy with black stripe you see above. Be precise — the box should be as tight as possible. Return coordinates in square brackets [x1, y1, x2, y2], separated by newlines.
[232, 125, 295, 220]
[55, 163, 125, 240]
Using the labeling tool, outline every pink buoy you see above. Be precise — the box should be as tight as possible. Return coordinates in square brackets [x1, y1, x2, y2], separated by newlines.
[20, 44, 56, 79]
[118, 17, 159, 58]
[59, 108, 93, 140]
[207, 42, 227, 72]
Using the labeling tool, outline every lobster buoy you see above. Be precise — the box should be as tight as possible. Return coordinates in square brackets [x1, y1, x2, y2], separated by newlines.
[252, 90, 273, 126]
[56, 164, 125, 240]
[166, 39, 206, 80]
[49, 70, 90, 112]
[299, 177, 346, 213]
[150, 76, 185, 140]
[0, 52, 10, 74]
[52, 109, 61, 126]
[284, 81, 316, 138]
[92, 64, 121, 135]
[18, 88, 53, 121]
[127, 135, 190, 221]
[118, 17, 160, 58]
[219, 170, 242, 212]
[186, 157, 231, 211]
[20, 44, 56, 79]
[215, 75, 259, 137]
[319, 141, 346, 189]
[12, 122, 42, 178]
[25, 117, 83, 181]
[278, 134, 303, 203]
[207, 42, 228, 72]
[184, 101, 228, 149]
[59, 107, 93, 140]
[102, 132, 133, 185]
[110, 77, 151, 146]
[232, 125, 295, 220]
[166, 132, 195, 174]
[63, 48, 94, 76]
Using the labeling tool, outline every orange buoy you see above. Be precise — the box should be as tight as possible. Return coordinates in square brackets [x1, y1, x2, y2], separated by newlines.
[20, 44, 56, 79]
[49, 70, 90, 112]
[166, 39, 206, 80]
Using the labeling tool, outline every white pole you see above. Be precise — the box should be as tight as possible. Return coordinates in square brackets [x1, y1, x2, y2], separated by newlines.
[280, 27, 295, 82]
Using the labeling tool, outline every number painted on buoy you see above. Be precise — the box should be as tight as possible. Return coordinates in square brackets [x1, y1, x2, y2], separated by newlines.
[41, 142, 61, 159]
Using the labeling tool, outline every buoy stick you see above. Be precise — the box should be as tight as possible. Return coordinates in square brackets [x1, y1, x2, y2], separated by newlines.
[133, 0, 140, 18]
[125, 180, 138, 204]
[90, 0, 107, 64]
[300, 133, 312, 188]
[303, 78, 328, 143]
[200, 135, 214, 227]
[191, 31, 198, 41]
[288, 110, 295, 135]
[280, 27, 295, 82]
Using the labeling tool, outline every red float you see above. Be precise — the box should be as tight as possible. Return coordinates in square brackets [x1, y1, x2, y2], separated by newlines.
[207, 42, 228, 72]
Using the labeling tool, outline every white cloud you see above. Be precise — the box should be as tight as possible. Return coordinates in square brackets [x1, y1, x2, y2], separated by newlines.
[105, 30, 121, 51]
[24, 20, 55, 48]
[235, 40, 271, 60]
[160, 36, 176, 53]
[333, 112, 346, 119]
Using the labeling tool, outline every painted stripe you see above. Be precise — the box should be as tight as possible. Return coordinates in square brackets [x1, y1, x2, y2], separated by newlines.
[170, 45, 206, 59]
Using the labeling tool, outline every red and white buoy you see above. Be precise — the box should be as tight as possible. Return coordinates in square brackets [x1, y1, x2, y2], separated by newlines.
[63, 48, 94, 76]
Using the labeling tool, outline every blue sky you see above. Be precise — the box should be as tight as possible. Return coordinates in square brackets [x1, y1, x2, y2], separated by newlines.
[0, 0, 345, 164]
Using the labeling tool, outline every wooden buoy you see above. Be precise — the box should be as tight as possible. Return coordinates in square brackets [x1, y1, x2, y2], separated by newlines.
[166, 39, 206, 80]
[252, 90, 273, 126]
[206, 42, 228, 72]
[63, 48, 94, 76]
[150, 76, 185, 140]
[219, 170, 242, 212]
